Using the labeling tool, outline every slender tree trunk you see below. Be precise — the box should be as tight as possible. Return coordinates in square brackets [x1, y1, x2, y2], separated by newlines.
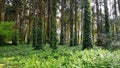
[118, 0, 120, 13]
[47, 0, 51, 43]
[95, 0, 102, 46]
[69, 0, 74, 46]
[50, 0, 57, 49]
[80, 7, 84, 45]
[114, 0, 119, 40]
[60, 0, 65, 45]
[0, 0, 5, 22]
[0, 0, 2, 23]
[104, 0, 111, 47]
[32, 0, 37, 47]
[74, 0, 78, 46]
[35, 0, 44, 50]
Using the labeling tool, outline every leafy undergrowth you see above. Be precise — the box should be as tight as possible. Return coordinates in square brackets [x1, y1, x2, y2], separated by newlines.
[0, 45, 120, 68]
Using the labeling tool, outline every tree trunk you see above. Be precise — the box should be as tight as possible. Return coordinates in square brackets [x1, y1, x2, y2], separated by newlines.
[104, 0, 111, 47]
[60, 0, 66, 45]
[74, 0, 78, 46]
[50, 0, 57, 49]
[69, 0, 74, 46]
[82, 0, 93, 50]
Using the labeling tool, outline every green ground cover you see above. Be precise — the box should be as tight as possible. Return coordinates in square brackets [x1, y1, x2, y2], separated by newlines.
[0, 45, 120, 68]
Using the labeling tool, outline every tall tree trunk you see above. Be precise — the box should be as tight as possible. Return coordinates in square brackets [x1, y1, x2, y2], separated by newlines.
[32, 0, 37, 47]
[35, 0, 44, 50]
[47, 0, 51, 43]
[60, 0, 66, 45]
[0, 0, 2, 23]
[0, 0, 5, 22]
[114, 0, 119, 40]
[104, 0, 111, 47]
[74, 0, 78, 46]
[82, 0, 93, 50]
[50, 0, 57, 49]
[118, 0, 120, 13]
[95, 0, 102, 46]
[69, 0, 74, 46]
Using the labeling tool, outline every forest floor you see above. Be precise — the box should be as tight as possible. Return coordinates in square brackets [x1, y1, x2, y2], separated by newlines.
[0, 44, 120, 68]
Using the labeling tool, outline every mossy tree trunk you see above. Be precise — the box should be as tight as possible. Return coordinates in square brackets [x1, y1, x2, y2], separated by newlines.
[34, 0, 44, 50]
[50, 0, 57, 49]
[82, 0, 93, 50]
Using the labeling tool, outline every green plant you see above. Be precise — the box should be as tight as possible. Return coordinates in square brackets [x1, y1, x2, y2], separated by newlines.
[0, 22, 16, 45]
[0, 45, 120, 68]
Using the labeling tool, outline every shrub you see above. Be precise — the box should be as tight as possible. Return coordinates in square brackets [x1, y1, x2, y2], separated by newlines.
[0, 22, 16, 45]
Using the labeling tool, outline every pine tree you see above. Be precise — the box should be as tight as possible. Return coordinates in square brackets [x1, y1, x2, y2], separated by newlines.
[82, 0, 93, 50]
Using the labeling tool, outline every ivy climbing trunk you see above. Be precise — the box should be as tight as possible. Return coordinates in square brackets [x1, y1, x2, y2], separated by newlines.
[35, 0, 43, 50]
[50, 0, 57, 49]
[82, 0, 93, 50]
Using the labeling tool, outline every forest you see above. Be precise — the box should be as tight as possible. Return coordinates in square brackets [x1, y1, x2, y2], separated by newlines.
[0, 0, 120, 68]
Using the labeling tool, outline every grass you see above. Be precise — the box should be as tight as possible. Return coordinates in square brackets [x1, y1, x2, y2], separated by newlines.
[0, 44, 120, 68]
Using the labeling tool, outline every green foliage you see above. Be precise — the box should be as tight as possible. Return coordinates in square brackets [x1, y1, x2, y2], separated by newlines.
[0, 45, 120, 68]
[0, 22, 16, 43]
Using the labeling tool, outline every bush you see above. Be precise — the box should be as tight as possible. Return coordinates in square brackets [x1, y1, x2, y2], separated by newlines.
[0, 22, 16, 45]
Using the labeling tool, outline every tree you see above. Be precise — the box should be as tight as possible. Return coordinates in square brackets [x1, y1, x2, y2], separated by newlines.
[60, 0, 66, 45]
[95, 0, 103, 46]
[50, 0, 57, 49]
[32, 0, 37, 47]
[32, 0, 44, 50]
[114, 0, 119, 40]
[0, 0, 5, 23]
[46, 0, 51, 44]
[118, 0, 120, 13]
[74, 0, 78, 46]
[82, 0, 93, 50]
[104, 0, 111, 46]
[69, 0, 74, 46]
[0, 0, 2, 23]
